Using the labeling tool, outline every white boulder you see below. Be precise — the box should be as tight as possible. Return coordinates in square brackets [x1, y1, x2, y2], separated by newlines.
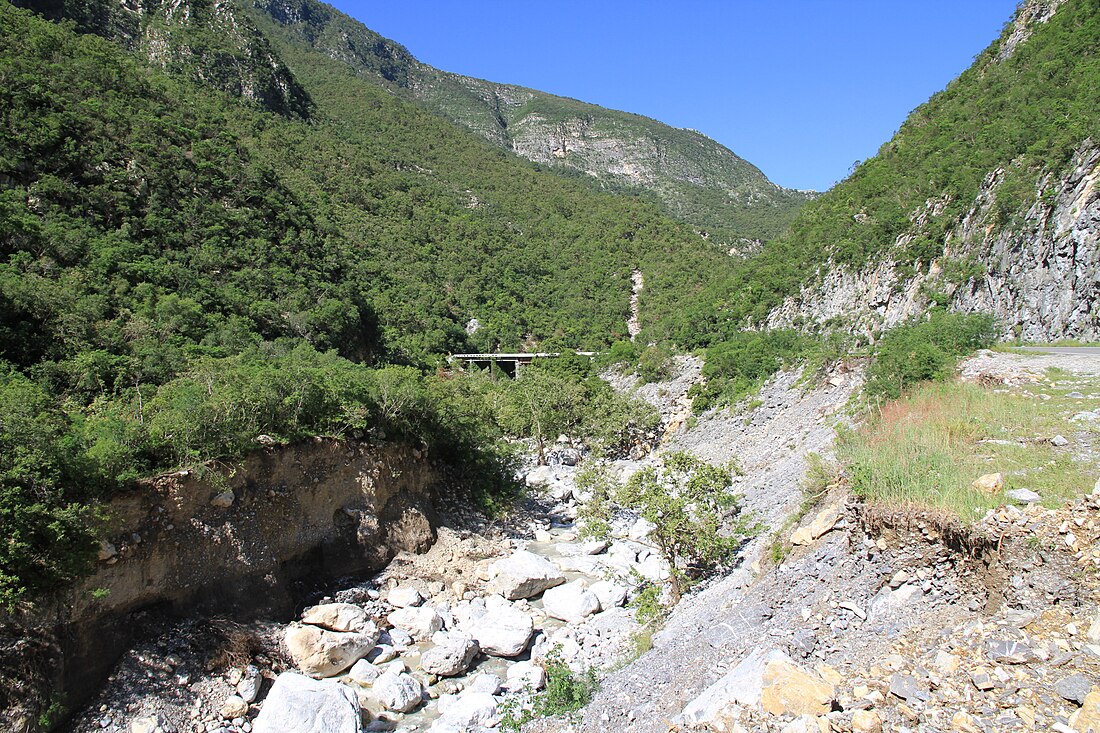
[373, 671, 424, 713]
[387, 606, 443, 642]
[542, 580, 601, 623]
[301, 603, 375, 634]
[589, 580, 627, 609]
[489, 550, 565, 600]
[465, 604, 535, 657]
[387, 586, 424, 608]
[253, 672, 361, 733]
[284, 624, 377, 679]
[419, 632, 479, 677]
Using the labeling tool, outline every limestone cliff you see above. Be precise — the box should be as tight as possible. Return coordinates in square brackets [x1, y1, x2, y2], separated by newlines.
[767, 142, 1100, 341]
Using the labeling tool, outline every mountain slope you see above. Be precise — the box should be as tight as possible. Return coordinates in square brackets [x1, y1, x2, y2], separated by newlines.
[722, 0, 1098, 342]
[244, 0, 813, 244]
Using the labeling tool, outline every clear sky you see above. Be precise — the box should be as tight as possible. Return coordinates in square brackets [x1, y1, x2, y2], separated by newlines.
[327, 1, 1020, 192]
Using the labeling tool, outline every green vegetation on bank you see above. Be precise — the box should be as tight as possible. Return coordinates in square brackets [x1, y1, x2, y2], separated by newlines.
[840, 375, 1100, 520]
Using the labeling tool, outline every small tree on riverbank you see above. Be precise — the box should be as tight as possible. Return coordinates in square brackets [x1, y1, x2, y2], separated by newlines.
[578, 452, 754, 600]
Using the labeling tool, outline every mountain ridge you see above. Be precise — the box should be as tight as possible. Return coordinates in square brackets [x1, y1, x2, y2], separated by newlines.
[246, 0, 813, 243]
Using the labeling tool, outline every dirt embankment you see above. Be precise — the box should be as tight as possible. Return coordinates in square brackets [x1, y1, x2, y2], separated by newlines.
[1, 439, 441, 733]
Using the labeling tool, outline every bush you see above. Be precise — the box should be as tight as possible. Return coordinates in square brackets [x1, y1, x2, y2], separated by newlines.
[865, 311, 996, 399]
[689, 330, 806, 412]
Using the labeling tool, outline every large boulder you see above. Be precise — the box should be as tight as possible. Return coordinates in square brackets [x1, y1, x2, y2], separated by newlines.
[253, 672, 361, 733]
[488, 550, 565, 600]
[301, 603, 375, 634]
[434, 691, 499, 731]
[465, 604, 535, 657]
[387, 586, 424, 608]
[387, 606, 443, 642]
[285, 624, 377, 679]
[373, 671, 424, 713]
[760, 657, 835, 716]
[675, 648, 790, 727]
[419, 632, 479, 677]
[589, 580, 627, 609]
[542, 580, 601, 623]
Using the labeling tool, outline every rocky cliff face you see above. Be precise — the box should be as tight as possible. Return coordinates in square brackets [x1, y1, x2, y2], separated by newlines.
[767, 142, 1100, 342]
[13, 0, 313, 117]
[0, 439, 439, 732]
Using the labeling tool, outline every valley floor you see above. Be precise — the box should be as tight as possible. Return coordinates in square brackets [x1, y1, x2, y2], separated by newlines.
[59, 350, 1100, 733]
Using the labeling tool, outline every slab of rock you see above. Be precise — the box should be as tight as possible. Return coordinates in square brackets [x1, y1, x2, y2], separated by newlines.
[675, 648, 790, 726]
[972, 473, 1004, 495]
[1056, 673, 1093, 705]
[851, 709, 882, 733]
[589, 580, 627, 609]
[987, 639, 1038, 664]
[388, 606, 443, 642]
[467, 605, 534, 657]
[542, 580, 602, 623]
[1006, 488, 1042, 504]
[236, 664, 262, 703]
[285, 624, 377, 679]
[434, 691, 499, 731]
[373, 671, 423, 713]
[1052, 434, 1070, 446]
[1071, 688, 1100, 733]
[219, 695, 249, 719]
[888, 673, 930, 702]
[302, 603, 375, 634]
[791, 505, 840, 546]
[346, 659, 380, 686]
[503, 660, 547, 692]
[489, 551, 565, 600]
[253, 672, 361, 733]
[760, 657, 835, 716]
[419, 632, 479, 677]
[387, 586, 424, 608]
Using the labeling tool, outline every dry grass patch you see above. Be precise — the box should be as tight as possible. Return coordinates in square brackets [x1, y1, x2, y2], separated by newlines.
[841, 374, 1099, 520]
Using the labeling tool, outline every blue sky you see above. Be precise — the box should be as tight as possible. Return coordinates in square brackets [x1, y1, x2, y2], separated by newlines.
[328, 1, 1020, 192]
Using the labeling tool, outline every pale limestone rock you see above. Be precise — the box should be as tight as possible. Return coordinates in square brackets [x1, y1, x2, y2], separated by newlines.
[488, 550, 565, 600]
[972, 473, 1004, 495]
[466, 604, 534, 657]
[373, 671, 423, 713]
[542, 580, 601, 623]
[253, 672, 360, 733]
[285, 624, 376, 679]
[760, 658, 835, 716]
[302, 603, 375, 634]
[387, 606, 443, 642]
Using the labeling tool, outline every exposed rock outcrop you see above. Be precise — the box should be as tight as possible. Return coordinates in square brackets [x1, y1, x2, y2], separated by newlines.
[767, 142, 1100, 342]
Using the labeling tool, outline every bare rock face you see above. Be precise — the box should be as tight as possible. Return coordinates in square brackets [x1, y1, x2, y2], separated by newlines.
[253, 672, 361, 733]
[284, 624, 377, 679]
[767, 142, 1100, 343]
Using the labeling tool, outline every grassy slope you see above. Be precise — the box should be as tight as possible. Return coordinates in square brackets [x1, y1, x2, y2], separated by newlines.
[842, 374, 1099, 520]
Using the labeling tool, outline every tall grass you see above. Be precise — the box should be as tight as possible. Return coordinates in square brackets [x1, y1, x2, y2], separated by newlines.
[841, 378, 1099, 520]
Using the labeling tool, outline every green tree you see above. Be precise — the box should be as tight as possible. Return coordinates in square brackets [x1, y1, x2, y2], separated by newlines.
[580, 452, 753, 600]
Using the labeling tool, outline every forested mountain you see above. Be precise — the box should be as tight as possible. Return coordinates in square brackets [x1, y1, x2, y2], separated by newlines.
[242, 0, 815, 245]
[713, 0, 1099, 342]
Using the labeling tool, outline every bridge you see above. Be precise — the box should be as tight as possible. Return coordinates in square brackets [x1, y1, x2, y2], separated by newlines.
[448, 351, 596, 378]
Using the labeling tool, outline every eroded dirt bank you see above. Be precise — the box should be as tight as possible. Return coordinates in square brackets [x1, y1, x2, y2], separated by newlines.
[1, 439, 441, 732]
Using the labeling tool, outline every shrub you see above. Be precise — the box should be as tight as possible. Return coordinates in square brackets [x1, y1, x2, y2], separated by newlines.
[865, 311, 996, 399]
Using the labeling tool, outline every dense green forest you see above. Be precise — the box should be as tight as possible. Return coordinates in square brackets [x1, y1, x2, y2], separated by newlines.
[0, 0, 734, 605]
